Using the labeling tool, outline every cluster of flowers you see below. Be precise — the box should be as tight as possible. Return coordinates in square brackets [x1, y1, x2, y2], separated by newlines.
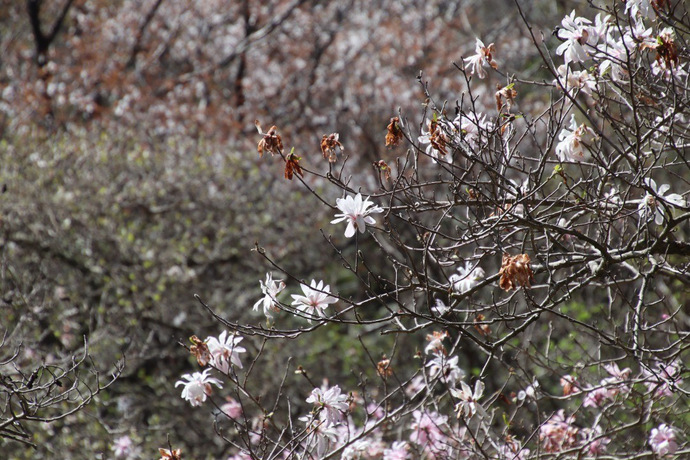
[175, 331, 246, 406]
[553, 359, 684, 456]
[252, 273, 337, 322]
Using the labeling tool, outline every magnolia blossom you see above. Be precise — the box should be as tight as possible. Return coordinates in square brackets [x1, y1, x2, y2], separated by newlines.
[463, 38, 497, 79]
[300, 413, 339, 458]
[451, 379, 484, 418]
[499, 437, 531, 460]
[449, 261, 485, 294]
[649, 424, 678, 457]
[253, 272, 285, 319]
[584, 362, 631, 407]
[112, 435, 140, 459]
[539, 410, 579, 453]
[426, 353, 464, 388]
[643, 359, 683, 398]
[383, 441, 410, 460]
[306, 384, 349, 426]
[220, 397, 243, 419]
[291, 279, 338, 321]
[456, 113, 488, 151]
[596, 32, 636, 82]
[424, 331, 448, 355]
[175, 368, 223, 407]
[206, 331, 246, 372]
[584, 426, 611, 456]
[556, 11, 593, 64]
[555, 114, 596, 162]
[431, 298, 450, 316]
[652, 60, 688, 80]
[409, 410, 448, 447]
[331, 193, 383, 238]
[554, 65, 596, 95]
[638, 178, 685, 225]
[625, 0, 656, 18]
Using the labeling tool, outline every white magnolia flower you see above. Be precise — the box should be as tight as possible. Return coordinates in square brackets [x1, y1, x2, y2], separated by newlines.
[638, 178, 685, 225]
[597, 33, 635, 83]
[306, 384, 349, 426]
[331, 193, 383, 238]
[426, 353, 464, 388]
[206, 331, 246, 372]
[175, 368, 223, 406]
[449, 261, 485, 294]
[463, 38, 497, 79]
[554, 65, 596, 96]
[253, 273, 285, 319]
[625, 0, 655, 18]
[291, 279, 338, 321]
[431, 298, 450, 316]
[555, 114, 596, 162]
[556, 11, 593, 64]
[451, 379, 485, 418]
[649, 424, 678, 457]
[454, 112, 488, 150]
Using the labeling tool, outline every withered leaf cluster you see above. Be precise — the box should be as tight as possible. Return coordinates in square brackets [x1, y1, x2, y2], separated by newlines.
[377, 357, 393, 378]
[498, 253, 534, 291]
[256, 120, 284, 157]
[189, 335, 210, 366]
[385, 117, 403, 147]
[284, 150, 304, 180]
[495, 83, 517, 113]
[320, 133, 344, 163]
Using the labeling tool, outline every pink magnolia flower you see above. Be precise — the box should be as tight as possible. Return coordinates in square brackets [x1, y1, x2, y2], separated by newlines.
[306, 384, 349, 426]
[499, 437, 530, 460]
[253, 273, 285, 319]
[300, 413, 339, 458]
[649, 424, 678, 457]
[464, 38, 498, 79]
[582, 425, 611, 456]
[331, 193, 383, 238]
[539, 410, 579, 453]
[206, 331, 246, 372]
[291, 279, 338, 322]
[175, 368, 223, 407]
[409, 410, 448, 448]
[583, 386, 611, 408]
[383, 441, 410, 460]
[112, 435, 140, 458]
[220, 397, 243, 419]
[644, 359, 683, 398]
